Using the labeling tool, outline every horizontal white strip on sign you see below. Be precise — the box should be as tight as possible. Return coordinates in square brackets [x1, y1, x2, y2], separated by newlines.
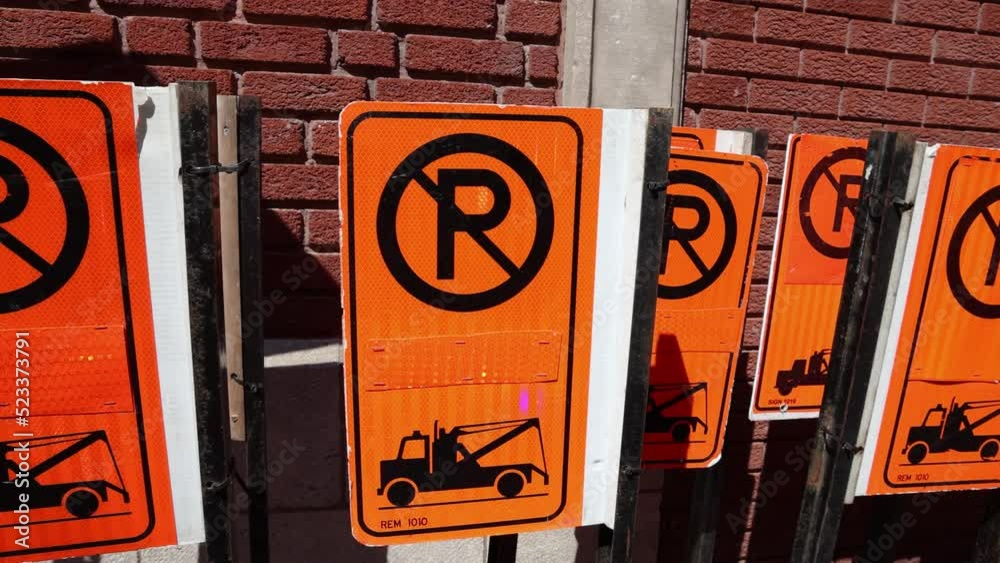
[714, 130, 754, 155]
[582, 109, 649, 528]
[133, 85, 206, 543]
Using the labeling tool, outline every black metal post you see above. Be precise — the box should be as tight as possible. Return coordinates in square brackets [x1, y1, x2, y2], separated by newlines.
[237, 95, 270, 563]
[790, 132, 917, 563]
[487, 534, 519, 563]
[973, 491, 1000, 563]
[176, 81, 231, 563]
[596, 108, 672, 563]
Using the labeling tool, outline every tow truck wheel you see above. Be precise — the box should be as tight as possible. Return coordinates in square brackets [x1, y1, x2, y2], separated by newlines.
[671, 423, 692, 443]
[907, 442, 929, 465]
[64, 489, 100, 519]
[496, 472, 525, 498]
[980, 440, 1000, 461]
[777, 382, 794, 396]
[386, 480, 417, 507]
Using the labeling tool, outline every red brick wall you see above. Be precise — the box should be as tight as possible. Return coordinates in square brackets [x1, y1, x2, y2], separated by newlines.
[678, 1, 999, 561]
[0, 0, 561, 338]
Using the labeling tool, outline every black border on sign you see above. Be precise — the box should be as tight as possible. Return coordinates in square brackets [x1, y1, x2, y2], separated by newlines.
[0, 89, 156, 555]
[673, 131, 706, 150]
[754, 135, 823, 413]
[645, 151, 764, 465]
[346, 110, 585, 538]
[880, 154, 1000, 490]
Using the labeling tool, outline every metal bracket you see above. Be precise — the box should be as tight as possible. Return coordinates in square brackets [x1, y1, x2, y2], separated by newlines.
[182, 159, 253, 177]
[231, 372, 262, 393]
[205, 477, 231, 493]
[893, 196, 914, 212]
[820, 425, 864, 456]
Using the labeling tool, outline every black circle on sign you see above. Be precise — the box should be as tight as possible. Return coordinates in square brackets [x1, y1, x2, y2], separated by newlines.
[799, 146, 867, 260]
[659, 169, 738, 300]
[947, 185, 1000, 319]
[0, 118, 89, 314]
[376, 133, 554, 312]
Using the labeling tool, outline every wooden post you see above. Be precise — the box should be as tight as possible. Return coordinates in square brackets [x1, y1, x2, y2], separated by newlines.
[790, 132, 917, 563]
[176, 80, 231, 563]
[217, 95, 246, 441]
[237, 95, 269, 563]
[596, 108, 672, 563]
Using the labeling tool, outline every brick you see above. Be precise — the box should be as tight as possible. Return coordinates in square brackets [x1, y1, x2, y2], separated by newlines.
[527, 45, 558, 85]
[262, 118, 305, 159]
[749, 79, 840, 116]
[688, 0, 755, 40]
[924, 97, 1000, 130]
[889, 60, 971, 96]
[243, 0, 368, 23]
[688, 37, 703, 71]
[984, 4, 1000, 35]
[307, 210, 341, 249]
[753, 249, 773, 280]
[242, 72, 367, 114]
[500, 87, 556, 106]
[742, 317, 763, 349]
[405, 36, 523, 81]
[309, 121, 340, 160]
[757, 9, 848, 49]
[682, 107, 698, 126]
[262, 209, 304, 249]
[972, 69, 1000, 100]
[0, 8, 114, 52]
[848, 21, 933, 59]
[885, 125, 965, 146]
[698, 109, 795, 143]
[377, 0, 495, 33]
[263, 252, 341, 292]
[748, 284, 768, 316]
[144, 66, 235, 94]
[125, 17, 191, 57]
[896, 0, 979, 30]
[705, 39, 798, 78]
[765, 149, 785, 181]
[935, 31, 1000, 67]
[807, 0, 892, 20]
[100, 0, 227, 10]
[800, 50, 887, 88]
[337, 31, 396, 71]
[200, 22, 328, 65]
[504, 0, 561, 43]
[962, 130, 1000, 149]
[375, 78, 495, 103]
[795, 117, 877, 140]
[685, 74, 748, 109]
[262, 164, 339, 204]
[841, 88, 925, 124]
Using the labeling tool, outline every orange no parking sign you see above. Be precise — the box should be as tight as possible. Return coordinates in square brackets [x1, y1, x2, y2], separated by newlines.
[857, 145, 1000, 495]
[752, 134, 868, 420]
[0, 81, 181, 561]
[643, 150, 766, 468]
[340, 102, 604, 543]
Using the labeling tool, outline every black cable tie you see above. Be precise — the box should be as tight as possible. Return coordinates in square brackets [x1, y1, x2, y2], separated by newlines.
[182, 159, 253, 177]
[821, 425, 864, 456]
[205, 477, 230, 493]
[230, 372, 262, 393]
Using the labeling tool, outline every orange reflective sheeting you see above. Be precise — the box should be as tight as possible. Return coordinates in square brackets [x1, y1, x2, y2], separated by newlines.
[340, 102, 602, 544]
[752, 134, 868, 419]
[0, 80, 177, 560]
[672, 126, 718, 151]
[864, 146, 1000, 495]
[643, 150, 766, 468]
